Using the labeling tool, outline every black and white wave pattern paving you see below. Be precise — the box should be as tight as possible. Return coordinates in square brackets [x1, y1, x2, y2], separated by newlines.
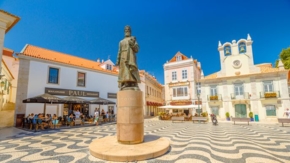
[1, 120, 290, 163]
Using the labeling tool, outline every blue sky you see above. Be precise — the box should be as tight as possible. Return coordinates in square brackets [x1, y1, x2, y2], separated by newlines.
[1, 0, 290, 84]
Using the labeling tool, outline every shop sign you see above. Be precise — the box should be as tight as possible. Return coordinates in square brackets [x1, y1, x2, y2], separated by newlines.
[170, 100, 192, 105]
[107, 93, 117, 99]
[169, 81, 190, 87]
[45, 87, 99, 97]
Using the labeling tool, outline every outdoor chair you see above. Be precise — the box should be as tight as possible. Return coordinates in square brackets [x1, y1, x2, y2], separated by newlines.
[22, 118, 29, 129]
[98, 116, 104, 124]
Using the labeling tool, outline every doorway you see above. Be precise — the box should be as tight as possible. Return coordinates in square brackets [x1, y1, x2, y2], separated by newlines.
[235, 104, 247, 118]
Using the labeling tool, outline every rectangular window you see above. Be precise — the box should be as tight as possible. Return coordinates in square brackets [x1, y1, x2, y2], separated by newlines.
[106, 64, 112, 70]
[48, 67, 59, 84]
[234, 84, 244, 96]
[210, 86, 217, 96]
[77, 72, 86, 87]
[173, 87, 188, 97]
[211, 106, 219, 116]
[263, 81, 273, 92]
[266, 105, 276, 116]
[172, 71, 177, 81]
[182, 70, 187, 79]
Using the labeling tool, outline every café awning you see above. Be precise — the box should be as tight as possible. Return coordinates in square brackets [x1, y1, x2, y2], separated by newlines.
[158, 105, 200, 109]
[89, 97, 115, 105]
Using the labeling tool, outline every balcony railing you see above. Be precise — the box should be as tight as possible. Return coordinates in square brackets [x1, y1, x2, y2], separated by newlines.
[207, 94, 222, 101]
[260, 91, 280, 98]
[231, 92, 250, 99]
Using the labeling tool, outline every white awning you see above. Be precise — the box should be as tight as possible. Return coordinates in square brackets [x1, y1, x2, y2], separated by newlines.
[158, 105, 200, 109]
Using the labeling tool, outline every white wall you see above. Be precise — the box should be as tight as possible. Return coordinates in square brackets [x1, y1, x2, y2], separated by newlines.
[24, 60, 118, 116]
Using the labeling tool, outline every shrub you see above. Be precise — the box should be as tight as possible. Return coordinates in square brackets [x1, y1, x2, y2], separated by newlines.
[249, 112, 253, 118]
[225, 112, 230, 118]
[201, 112, 208, 117]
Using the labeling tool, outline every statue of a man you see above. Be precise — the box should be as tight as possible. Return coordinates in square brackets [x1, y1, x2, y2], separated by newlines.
[116, 25, 141, 90]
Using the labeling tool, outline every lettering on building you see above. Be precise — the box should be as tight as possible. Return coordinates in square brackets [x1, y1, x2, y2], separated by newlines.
[45, 88, 99, 97]
[170, 100, 192, 106]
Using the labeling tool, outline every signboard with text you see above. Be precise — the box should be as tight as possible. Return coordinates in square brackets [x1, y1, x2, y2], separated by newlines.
[107, 93, 117, 99]
[45, 88, 99, 97]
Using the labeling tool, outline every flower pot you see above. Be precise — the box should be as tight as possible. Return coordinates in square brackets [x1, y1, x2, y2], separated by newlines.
[250, 118, 254, 121]
[226, 117, 230, 121]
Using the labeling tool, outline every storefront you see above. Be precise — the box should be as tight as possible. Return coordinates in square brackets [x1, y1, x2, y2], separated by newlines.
[15, 44, 119, 122]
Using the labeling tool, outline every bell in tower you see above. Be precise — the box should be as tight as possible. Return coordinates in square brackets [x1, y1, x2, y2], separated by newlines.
[239, 42, 246, 53]
[225, 46, 231, 55]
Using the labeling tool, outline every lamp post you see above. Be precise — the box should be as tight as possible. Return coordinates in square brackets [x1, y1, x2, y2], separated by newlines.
[197, 93, 200, 116]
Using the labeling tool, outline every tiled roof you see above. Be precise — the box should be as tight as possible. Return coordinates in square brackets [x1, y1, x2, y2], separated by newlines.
[169, 51, 189, 63]
[256, 63, 282, 73]
[203, 73, 217, 79]
[203, 63, 287, 80]
[0, 10, 20, 33]
[3, 48, 14, 57]
[20, 45, 118, 75]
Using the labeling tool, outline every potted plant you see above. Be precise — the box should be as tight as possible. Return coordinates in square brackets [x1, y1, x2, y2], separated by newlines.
[225, 112, 230, 121]
[249, 112, 254, 121]
[158, 112, 162, 120]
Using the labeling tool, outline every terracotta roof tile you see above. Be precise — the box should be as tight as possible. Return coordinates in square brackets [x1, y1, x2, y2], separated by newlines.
[204, 73, 217, 79]
[20, 45, 118, 75]
[3, 48, 14, 57]
[169, 51, 189, 63]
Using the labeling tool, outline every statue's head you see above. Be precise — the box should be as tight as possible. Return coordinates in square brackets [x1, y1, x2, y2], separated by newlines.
[124, 25, 131, 37]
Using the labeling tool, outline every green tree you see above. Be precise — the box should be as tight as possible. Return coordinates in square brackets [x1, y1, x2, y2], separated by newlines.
[275, 47, 290, 69]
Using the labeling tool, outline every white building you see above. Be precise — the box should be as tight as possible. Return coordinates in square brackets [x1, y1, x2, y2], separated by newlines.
[200, 34, 289, 122]
[15, 44, 119, 119]
[0, 10, 20, 128]
[162, 52, 202, 115]
[14, 44, 165, 123]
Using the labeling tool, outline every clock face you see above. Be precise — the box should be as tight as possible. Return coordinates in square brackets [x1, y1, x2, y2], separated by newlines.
[233, 60, 241, 68]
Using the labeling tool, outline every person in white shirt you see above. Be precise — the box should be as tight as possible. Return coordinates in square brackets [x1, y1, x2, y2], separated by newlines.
[94, 109, 99, 126]
[75, 110, 81, 118]
[284, 108, 290, 119]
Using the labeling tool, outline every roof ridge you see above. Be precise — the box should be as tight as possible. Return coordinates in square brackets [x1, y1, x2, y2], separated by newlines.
[25, 44, 100, 63]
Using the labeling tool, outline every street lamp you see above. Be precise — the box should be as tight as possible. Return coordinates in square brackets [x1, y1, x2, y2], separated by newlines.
[197, 93, 200, 116]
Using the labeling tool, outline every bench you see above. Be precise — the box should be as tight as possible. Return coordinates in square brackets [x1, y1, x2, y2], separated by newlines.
[171, 116, 184, 122]
[278, 118, 290, 127]
[192, 117, 208, 123]
[232, 117, 250, 125]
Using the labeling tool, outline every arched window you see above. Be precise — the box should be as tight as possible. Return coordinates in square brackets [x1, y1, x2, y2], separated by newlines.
[176, 55, 182, 61]
[238, 42, 246, 54]
[224, 46, 231, 56]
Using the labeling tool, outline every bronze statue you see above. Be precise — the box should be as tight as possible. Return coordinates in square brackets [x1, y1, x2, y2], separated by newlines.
[116, 25, 140, 90]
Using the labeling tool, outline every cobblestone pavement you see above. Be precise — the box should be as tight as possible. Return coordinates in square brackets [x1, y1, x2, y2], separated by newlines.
[0, 119, 290, 163]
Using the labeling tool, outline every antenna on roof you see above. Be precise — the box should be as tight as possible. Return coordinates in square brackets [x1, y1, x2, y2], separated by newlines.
[108, 55, 110, 60]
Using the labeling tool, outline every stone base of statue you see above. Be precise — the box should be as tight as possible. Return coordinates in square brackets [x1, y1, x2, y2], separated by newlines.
[89, 90, 170, 161]
[117, 90, 143, 144]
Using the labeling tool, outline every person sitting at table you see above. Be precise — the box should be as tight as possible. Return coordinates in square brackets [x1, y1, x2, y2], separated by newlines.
[69, 113, 74, 119]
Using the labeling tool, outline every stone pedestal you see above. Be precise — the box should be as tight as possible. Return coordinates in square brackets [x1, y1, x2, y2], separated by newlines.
[117, 90, 143, 144]
[89, 90, 170, 161]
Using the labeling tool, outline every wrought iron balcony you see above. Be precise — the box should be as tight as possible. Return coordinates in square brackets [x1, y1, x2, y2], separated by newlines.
[260, 91, 280, 98]
[231, 92, 250, 100]
[207, 94, 222, 101]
